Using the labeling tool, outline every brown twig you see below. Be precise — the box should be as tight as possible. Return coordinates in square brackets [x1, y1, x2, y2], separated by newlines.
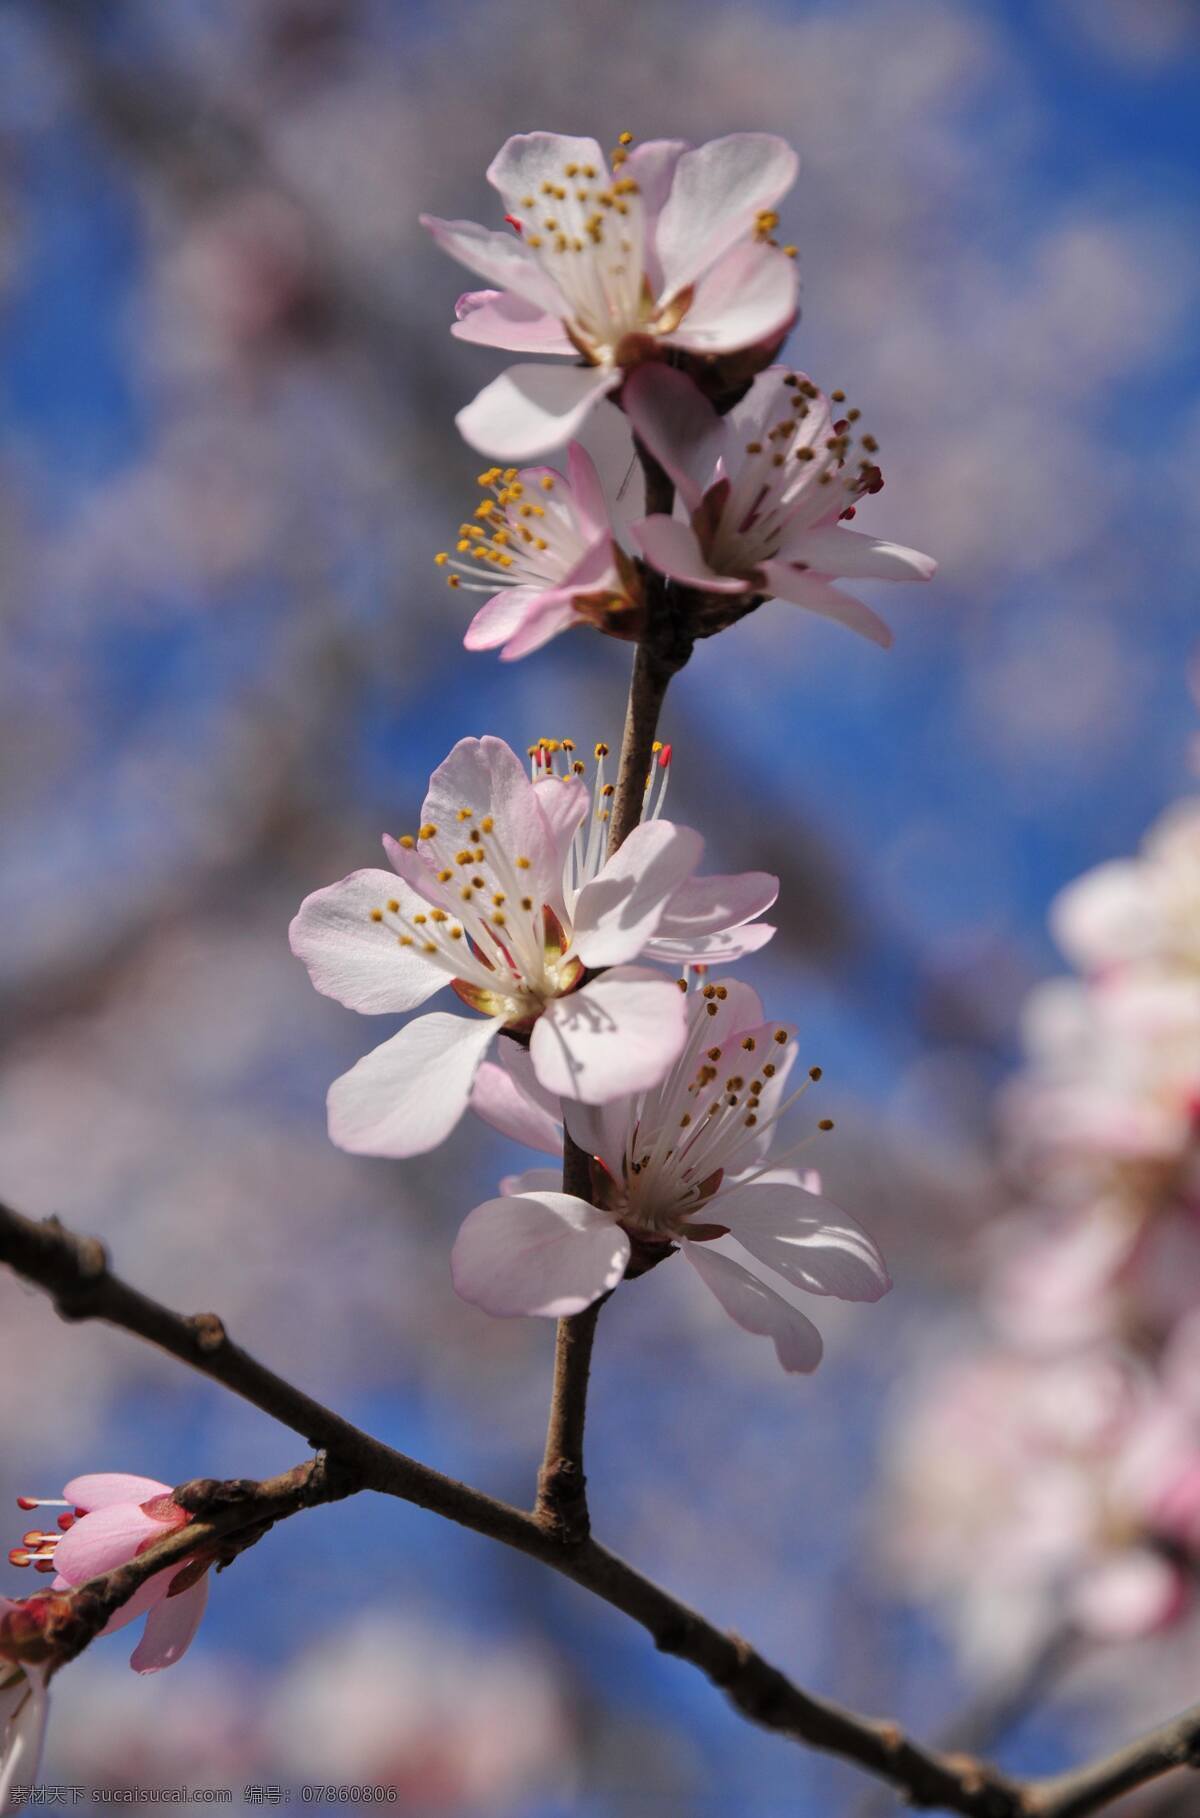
[1, 1195, 1034, 1814]
[1028, 1706, 1200, 1818]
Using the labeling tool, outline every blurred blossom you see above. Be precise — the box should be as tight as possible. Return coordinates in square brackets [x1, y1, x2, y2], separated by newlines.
[264, 1613, 576, 1810]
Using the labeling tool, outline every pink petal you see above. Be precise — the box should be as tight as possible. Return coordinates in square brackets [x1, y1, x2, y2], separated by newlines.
[452, 290, 575, 354]
[531, 772, 588, 875]
[683, 1243, 824, 1373]
[655, 134, 799, 299]
[419, 215, 564, 317]
[464, 585, 546, 653]
[622, 365, 725, 513]
[1071, 1551, 1187, 1640]
[756, 563, 894, 647]
[571, 403, 643, 541]
[721, 1181, 891, 1301]
[289, 870, 446, 1014]
[632, 515, 747, 593]
[781, 525, 937, 583]
[100, 1571, 172, 1638]
[487, 132, 608, 216]
[452, 1192, 629, 1317]
[572, 820, 705, 968]
[62, 1474, 172, 1512]
[530, 968, 688, 1103]
[470, 1051, 562, 1156]
[130, 1572, 210, 1674]
[500, 1166, 561, 1196]
[53, 1503, 169, 1585]
[622, 139, 689, 293]
[457, 364, 621, 461]
[566, 442, 610, 543]
[419, 736, 560, 904]
[327, 1012, 504, 1158]
[664, 239, 797, 356]
[499, 598, 581, 661]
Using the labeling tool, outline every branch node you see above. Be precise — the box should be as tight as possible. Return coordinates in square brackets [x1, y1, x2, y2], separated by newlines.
[188, 1310, 228, 1352]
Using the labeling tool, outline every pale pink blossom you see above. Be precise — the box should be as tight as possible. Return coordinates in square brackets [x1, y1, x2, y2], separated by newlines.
[455, 979, 889, 1371]
[10, 1477, 208, 1676]
[0, 1635, 48, 1817]
[291, 738, 778, 1157]
[622, 364, 936, 646]
[422, 131, 799, 457]
[886, 1347, 1200, 1670]
[1051, 798, 1200, 977]
[437, 427, 641, 661]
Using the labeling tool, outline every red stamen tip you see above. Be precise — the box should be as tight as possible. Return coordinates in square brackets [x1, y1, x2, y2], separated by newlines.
[16, 1498, 39, 1511]
[659, 744, 672, 768]
[57, 1513, 75, 1531]
[33, 1558, 57, 1574]
[8, 1549, 31, 1567]
[504, 213, 524, 236]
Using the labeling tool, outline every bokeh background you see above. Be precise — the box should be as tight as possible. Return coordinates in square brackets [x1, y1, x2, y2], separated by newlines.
[2, 0, 1199, 1812]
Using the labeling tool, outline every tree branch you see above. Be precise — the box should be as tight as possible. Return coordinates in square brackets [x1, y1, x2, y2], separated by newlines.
[1028, 1705, 1200, 1818]
[0, 1195, 1034, 1814]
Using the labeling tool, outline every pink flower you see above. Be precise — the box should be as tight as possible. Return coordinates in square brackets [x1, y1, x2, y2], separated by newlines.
[0, 1635, 48, 1816]
[623, 363, 936, 647]
[290, 738, 778, 1158]
[438, 441, 641, 662]
[10, 1477, 208, 1677]
[421, 130, 799, 458]
[454, 979, 889, 1372]
[1051, 798, 1200, 977]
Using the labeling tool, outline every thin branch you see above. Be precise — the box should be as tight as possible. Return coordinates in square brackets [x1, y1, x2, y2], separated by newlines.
[1, 1196, 1034, 1815]
[1028, 1706, 1200, 1818]
[535, 1135, 608, 1542]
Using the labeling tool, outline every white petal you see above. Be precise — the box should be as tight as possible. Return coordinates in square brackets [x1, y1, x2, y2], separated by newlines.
[655, 133, 799, 298]
[623, 139, 689, 293]
[721, 1181, 891, 1301]
[683, 1243, 823, 1373]
[561, 1095, 634, 1179]
[488, 133, 608, 215]
[452, 1192, 629, 1316]
[420, 215, 564, 316]
[327, 1013, 504, 1158]
[470, 1049, 562, 1156]
[1050, 861, 1158, 971]
[532, 772, 588, 871]
[565, 442, 610, 542]
[289, 870, 445, 1013]
[530, 968, 688, 1102]
[569, 401, 643, 541]
[781, 525, 937, 583]
[756, 563, 893, 647]
[1071, 1550, 1185, 1640]
[457, 364, 622, 461]
[498, 597, 580, 660]
[452, 289, 575, 353]
[654, 869, 779, 940]
[1, 1666, 49, 1815]
[665, 239, 797, 355]
[647, 922, 776, 965]
[622, 365, 725, 513]
[572, 820, 704, 968]
[632, 514, 747, 592]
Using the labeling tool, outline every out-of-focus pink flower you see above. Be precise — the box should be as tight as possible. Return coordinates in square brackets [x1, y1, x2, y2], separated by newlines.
[438, 437, 641, 661]
[623, 364, 936, 647]
[11, 1477, 208, 1676]
[290, 737, 778, 1156]
[885, 1347, 1200, 1669]
[1051, 798, 1200, 978]
[0, 1629, 48, 1817]
[457, 978, 889, 1372]
[422, 130, 799, 457]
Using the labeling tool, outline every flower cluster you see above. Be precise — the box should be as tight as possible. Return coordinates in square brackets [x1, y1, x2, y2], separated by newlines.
[886, 789, 1200, 1669]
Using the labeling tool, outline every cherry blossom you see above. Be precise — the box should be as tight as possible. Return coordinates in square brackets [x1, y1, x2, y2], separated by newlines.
[10, 1477, 208, 1676]
[455, 978, 889, 1372]
[622, 363, 936, 646]
[1051, 797, 1200, 978]
[885, 1346, 1200, 1671]
[422, 130, 800, 457]
[437, 436, 641, 662]
[290, 737, 778, 1157]
[0, 1635, 48, 1817]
